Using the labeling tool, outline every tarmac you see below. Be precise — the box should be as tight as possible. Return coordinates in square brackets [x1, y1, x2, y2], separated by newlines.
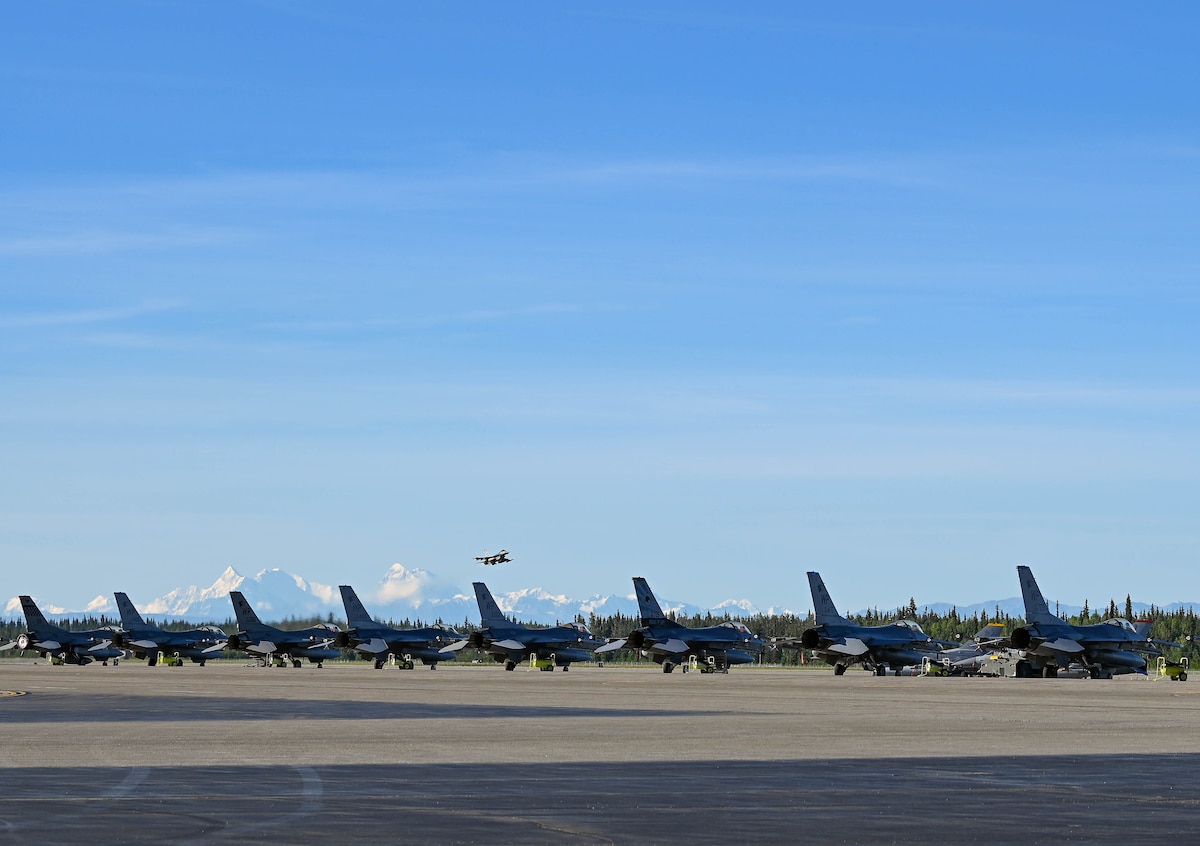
[2, 661, 1199, 844]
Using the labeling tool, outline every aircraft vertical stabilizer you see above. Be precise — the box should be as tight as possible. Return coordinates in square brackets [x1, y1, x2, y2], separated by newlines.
[113, 592, 147, 628]
[807, 572, 851, 626]
[1017, 566, 1061, 625]
[633, 577, 675, 627]
[229, 591, 265, 629]
[473, 583, 511, 628]
[339, 585, 374, 627]
[19, 596, 53, 632]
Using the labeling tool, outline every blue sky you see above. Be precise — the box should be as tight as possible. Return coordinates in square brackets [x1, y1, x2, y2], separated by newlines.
[3, 3, 1199, 614]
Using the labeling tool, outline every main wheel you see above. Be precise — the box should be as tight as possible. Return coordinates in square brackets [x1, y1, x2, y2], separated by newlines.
[1043, 666, 1058, 679]
[374, 658, 385, 670]
[562, 664, 569, 672]
[834, 664, 847, 676]
[662, 661, 674, 674]
[504, 660, 517, 671]
[875, 665, 886, 677]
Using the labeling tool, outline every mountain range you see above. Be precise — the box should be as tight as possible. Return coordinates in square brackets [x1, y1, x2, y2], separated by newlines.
[4, 564, 1196, 625]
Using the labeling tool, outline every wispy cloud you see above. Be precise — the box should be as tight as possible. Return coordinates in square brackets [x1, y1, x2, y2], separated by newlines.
[258, 302, 620, 332]
[0, 300, 185, 329]
[0, 227, 248, 256]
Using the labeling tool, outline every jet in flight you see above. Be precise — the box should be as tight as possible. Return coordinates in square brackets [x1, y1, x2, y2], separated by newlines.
[594, 577, 767, 673]
[1, 595, 125, 666]
[439, 582, 605, 670]
[225, 591, 341, 668]
[775, 572, 942, 675]
[475, 549, 512, 566]
[1008, 565, 1161, 678]
[109, 591, 228, 666]
[334, 584, 462, 669]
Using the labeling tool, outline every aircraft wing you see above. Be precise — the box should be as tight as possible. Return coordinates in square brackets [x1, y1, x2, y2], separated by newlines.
[1042, 637, 1085, 654]
[355, 638, 390, 655]
[594, 638, 627, 654]
[648, 638, 690, 655]
[826, 638, 870, 657]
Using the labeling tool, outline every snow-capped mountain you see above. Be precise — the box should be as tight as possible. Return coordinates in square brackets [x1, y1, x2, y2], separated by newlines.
[3, 564, 768, 625]
[10, 565, 1185, 626]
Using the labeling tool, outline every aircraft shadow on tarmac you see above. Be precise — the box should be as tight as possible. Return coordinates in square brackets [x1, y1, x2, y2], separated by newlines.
[0, 694, 718, 723]
[1, 755, 1198, 845]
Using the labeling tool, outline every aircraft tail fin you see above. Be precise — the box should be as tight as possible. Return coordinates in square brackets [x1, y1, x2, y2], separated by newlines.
[113, 592, 146, 628]
[473, 583, 511, 628]
[19, 595, 53, 633]
[339, 585, 374, 627]
[632, 578, 676, 627]
[807, 572, 851, 625]
[229, 591, 264, 629]
[1017, 566, 1061, 625]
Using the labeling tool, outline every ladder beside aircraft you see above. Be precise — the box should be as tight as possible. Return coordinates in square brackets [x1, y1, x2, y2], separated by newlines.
[1155, 655, 1189, 681]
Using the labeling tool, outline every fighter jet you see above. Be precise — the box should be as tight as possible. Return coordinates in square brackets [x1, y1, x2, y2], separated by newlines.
[334, 584, 463, 669]
[774, 572, 941, 675]
[1008, 565, 1162, 678]
[594, 577, 767, 674]
[439, 582, 605, 671]
[224, 590, 341, 668]
[475, 549, 512, 566]
[0, 595, 125, 666]
[934, 624, 1011, 675]
[108, 591, 228, 666]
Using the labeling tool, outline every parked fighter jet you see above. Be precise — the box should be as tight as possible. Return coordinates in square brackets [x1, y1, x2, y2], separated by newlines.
[225, 591, 341, 668]
[334, 585, 462, 669]
[1008, 565, 1161, 678]
[594, 577, 767, 673]
[439, 582, 604, 671]
[775, 572, 941, 675]
[0, 595, 125, 666]
[934, 624, 1010, 675]
[475, 549, 512, 566]
[109, 591, 227, 666]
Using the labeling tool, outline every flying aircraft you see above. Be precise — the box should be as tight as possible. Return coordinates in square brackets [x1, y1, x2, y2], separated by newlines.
[334, 584, 463, 669]
[439, 582, 605, 670]
[224, 590, 341, 668]
[108, 591, 228, 666]
[774, 571, 942, 675]
[1008, 565, 1163, 679]
[0, 595, 125, 666]
[475, 549, 512, 566]
[594, 577, 767, 673]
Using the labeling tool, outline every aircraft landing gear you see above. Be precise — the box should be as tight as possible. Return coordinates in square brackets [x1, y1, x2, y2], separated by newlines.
[374, 658, 385, 670]
[834, 663, 847, 676]
[874, 665, 887, 677]
[504, 660, 517, 671]
[1043, 666, 1058, 679]
[292, 659, 303, 669]
[561, 664, 568, 672]
[662, 661, 675, 674]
